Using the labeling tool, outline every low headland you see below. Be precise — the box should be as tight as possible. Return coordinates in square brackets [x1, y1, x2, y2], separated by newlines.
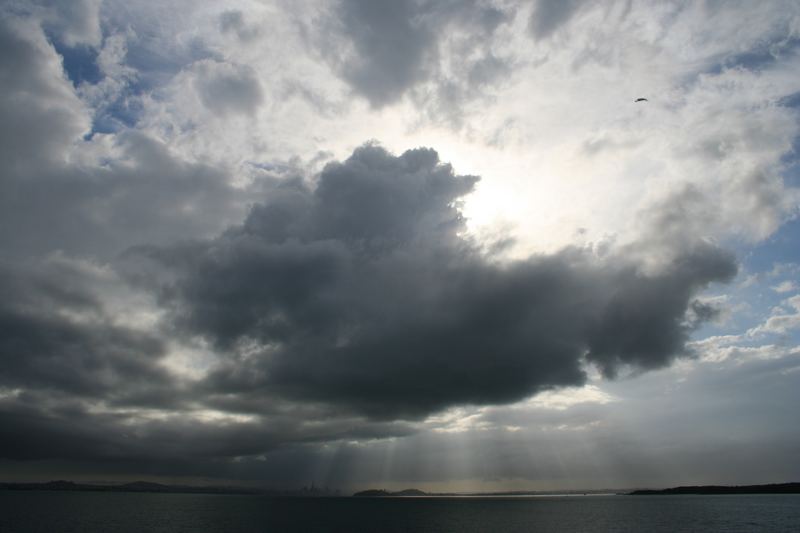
[628, 482, 800, 495]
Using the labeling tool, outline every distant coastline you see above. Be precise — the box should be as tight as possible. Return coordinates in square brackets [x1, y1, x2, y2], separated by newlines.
[353, 488, 619, 497]
[628, 483, 800, 495]
[355, 483, 800, 497]
[0, 480, 339, 497]
[353, 489, 428, 497]
[4, 480, 798, 497]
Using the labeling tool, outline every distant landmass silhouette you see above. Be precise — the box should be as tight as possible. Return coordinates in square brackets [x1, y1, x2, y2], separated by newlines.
[0, 480, 340, 496]
[353, 488, 428, 497]
[353, 488, 619, 497]
[354, 483, 800, 497]
[6, 481, 797, 497]
[629, 483, 800, 495]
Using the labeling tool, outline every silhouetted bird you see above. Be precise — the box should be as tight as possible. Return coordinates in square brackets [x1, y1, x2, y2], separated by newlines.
[634, 98, 648, 102]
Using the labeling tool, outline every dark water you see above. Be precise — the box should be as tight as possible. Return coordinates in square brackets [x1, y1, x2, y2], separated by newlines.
[1, 492, 799, 532]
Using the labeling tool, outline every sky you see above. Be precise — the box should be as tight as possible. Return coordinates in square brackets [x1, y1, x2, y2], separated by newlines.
[1, 0, 799, 492]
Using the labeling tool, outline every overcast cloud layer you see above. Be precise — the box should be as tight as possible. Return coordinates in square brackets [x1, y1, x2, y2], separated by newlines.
[1, 1, 800, 490]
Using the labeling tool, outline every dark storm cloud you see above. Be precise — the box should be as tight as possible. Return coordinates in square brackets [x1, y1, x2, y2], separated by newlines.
[136, 144, 736, 419]
[0, 10, 429, 471]
[0, 386, 415, 469]
[0, 130, 246, 259]
[318, 0, 514, 108]
[0, 13, 260, 454]
[0, 259, 170, 403]
[582, 241, 736, 378]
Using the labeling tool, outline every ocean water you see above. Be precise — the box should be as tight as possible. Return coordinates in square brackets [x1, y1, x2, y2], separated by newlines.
[1, 492, 799, 532]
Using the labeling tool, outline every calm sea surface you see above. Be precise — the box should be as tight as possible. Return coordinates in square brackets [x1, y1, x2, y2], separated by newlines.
[1, 491, 798, 532]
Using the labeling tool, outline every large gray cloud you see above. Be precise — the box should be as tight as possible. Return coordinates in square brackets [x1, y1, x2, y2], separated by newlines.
[136, 144, 736, 419]
[0, 257, 172, 406]
[316, 0, 513, 108]
[0, 389, 415, 467]
[0, 18, 248, 260]
[23, 0, 104, 47]
[0, 249, 415, 468]
[334, 0, 435, 107]
[0, 17, 89, 172]
[0, 130, 246, 260]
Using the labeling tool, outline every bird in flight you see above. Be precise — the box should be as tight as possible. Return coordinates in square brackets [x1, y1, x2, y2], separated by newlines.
[634, 97, 648, 102]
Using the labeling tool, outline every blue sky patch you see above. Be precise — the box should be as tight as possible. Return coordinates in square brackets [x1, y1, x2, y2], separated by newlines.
[50, 37, 103, 86]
